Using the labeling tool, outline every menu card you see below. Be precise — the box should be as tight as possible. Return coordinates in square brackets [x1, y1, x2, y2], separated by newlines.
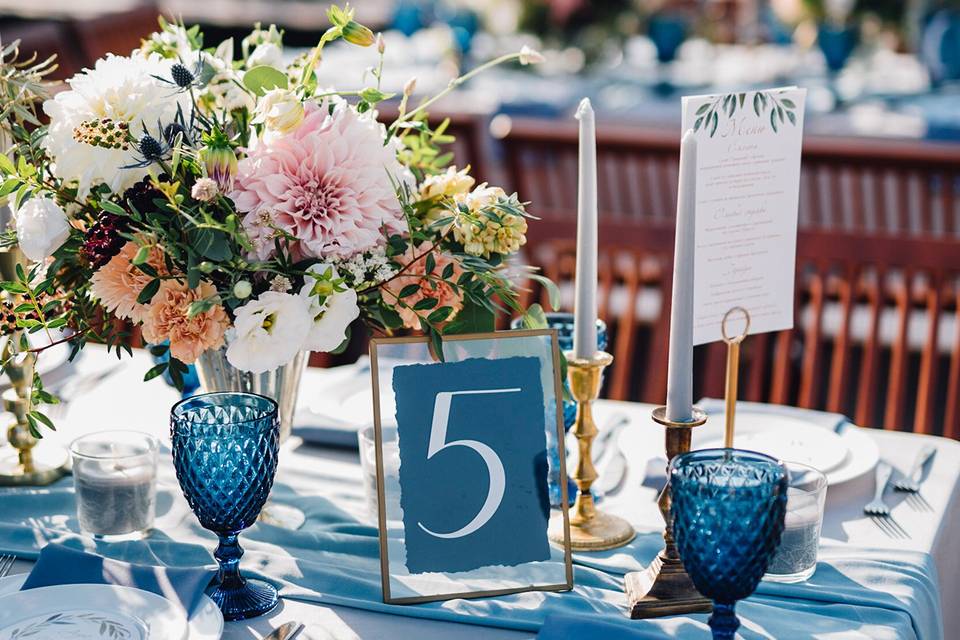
[682, 87, 806, 345]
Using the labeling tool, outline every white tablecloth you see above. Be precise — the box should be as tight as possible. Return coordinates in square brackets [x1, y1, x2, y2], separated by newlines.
[6, 348, 960, 639]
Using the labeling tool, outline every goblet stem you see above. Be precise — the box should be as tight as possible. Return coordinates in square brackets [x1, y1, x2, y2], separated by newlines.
[708, 602, 740, 640]
[214, 533, 246, 591]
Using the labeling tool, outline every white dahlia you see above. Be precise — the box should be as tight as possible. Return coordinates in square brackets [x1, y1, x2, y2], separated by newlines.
[42, 54, 189, 198]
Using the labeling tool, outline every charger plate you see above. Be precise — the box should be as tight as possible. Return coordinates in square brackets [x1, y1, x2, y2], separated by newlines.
[0, 575, 222, 640]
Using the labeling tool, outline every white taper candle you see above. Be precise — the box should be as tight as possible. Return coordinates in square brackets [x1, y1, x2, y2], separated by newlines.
[573, 97, 598, 360]
[665, 130, 698, 422]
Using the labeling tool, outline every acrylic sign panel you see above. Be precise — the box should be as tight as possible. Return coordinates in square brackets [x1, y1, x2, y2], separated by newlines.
[370, 330, 573, 604]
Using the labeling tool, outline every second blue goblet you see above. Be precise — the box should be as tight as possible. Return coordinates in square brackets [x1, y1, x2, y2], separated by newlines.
[171, 392, 280, 621]
[670, 448, 789, 639]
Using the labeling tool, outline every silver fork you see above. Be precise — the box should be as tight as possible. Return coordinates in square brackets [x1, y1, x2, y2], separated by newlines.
[863, 462, 909, 539]
[894, 445, 936, 512]
[0, 554, 16, 578]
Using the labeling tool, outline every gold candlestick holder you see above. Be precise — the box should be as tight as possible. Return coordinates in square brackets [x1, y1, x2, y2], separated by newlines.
[0, 248, 68, 486]
[548, 351, 635, 551]
[0, 342, 68, 486]
[625, 405, 712, 618]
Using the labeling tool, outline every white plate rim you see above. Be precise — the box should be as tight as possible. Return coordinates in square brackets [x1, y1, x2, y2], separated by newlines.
[617, 410, 880, 487]
[0, 574, 222, 640]
[696, 414, 849, 473]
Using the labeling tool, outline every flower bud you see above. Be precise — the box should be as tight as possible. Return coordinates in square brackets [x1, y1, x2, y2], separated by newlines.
[197, 261, 215, 274]
[191, 177, 219, 203]
[403, 76, 417, 97]
[233, 280, 253, 299]
[342, 20, 375, 47]
[519, 45, 545, 66]
[247, 42, 284, 69]
[15, 197, 71, 263]
[376, 33, 385, 54]
[252, 88, 305, 135]
[201, 134, 238, 193]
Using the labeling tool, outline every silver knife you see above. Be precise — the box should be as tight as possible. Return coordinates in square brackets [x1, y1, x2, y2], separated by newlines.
[264, 622, 305, 640]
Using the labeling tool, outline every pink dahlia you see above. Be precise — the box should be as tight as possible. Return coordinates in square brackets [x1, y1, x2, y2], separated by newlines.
[230, 98, 409, 261]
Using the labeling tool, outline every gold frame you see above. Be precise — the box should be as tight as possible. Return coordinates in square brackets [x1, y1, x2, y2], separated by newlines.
[370, 328, 574, 605]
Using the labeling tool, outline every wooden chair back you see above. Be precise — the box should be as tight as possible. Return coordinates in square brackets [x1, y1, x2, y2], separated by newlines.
[496, 116, 960, 241]
[524, 230, 960, 438]
[69, 5, 160, 64]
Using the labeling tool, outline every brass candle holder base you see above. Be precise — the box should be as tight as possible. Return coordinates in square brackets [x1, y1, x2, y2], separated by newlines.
[548, 351, 635, 552]
[0, 440, 68, 486]
[0, 347, 68, 487]
[626, 405, 711, 618]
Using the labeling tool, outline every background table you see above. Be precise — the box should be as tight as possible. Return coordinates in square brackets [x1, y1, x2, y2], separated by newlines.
[3, 347, 959, 639]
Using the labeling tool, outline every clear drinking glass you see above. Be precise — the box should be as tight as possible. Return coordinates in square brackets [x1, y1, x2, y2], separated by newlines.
[358, 425, 398, 523]
[764, 461, 827, 583]
[70, 430, 159, 540]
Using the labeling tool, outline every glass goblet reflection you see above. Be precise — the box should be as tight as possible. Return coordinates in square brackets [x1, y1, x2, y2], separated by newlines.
[171, 392, 280, 620]
[670, 449, 789, 639]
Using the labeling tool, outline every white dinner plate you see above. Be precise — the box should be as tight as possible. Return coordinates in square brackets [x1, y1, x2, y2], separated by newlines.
[696, 414, 849, 473]
[618, 410, 880, 487]
[0, 575, 223, 640]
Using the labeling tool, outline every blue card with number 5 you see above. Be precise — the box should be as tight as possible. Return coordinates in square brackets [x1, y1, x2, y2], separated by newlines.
[394, 356, 551, 574]
[371, 330, 573, 604]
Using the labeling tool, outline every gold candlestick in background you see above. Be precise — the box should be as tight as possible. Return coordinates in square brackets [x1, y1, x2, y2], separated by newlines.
[625, 405, 712, 618]
[548, 351, 635, 551]
[721, 307, 751, 448]
[0, 247, 68, 486]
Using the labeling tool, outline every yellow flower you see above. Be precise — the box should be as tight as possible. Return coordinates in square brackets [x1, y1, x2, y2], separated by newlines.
[452, 184, 528, 257]
[418, 166, 475, 225]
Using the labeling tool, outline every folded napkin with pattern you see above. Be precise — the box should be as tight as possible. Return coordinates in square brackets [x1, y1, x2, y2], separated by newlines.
[21, 544, 215, 615]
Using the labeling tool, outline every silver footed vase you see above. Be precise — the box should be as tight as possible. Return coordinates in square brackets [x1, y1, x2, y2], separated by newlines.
[194, 347, 309, 529]
[194, 348, 308, 443]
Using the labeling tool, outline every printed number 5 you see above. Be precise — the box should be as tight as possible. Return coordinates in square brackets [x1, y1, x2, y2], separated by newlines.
[417, 388, 521, 539]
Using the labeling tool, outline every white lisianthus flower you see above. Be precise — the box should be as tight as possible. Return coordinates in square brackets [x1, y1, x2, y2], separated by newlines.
[519, 45, 545, 65]
[15, 197, 72, 262]
[247, 43, 283, 69]
[300, 264, 359, 353]
[226, 291, 312, 373]
[204, 39, 255, 113]
[253, 88, 305, 136]
[42, 54, 189, 198]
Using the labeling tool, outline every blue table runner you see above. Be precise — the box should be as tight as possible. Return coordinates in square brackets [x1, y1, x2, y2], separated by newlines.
[0, 473, 943, 639]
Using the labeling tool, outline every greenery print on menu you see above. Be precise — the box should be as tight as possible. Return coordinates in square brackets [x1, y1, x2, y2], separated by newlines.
[0, 5, 554, 435]
[692, 89, 800, 136]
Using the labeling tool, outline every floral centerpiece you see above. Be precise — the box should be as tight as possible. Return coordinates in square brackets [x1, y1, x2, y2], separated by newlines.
[0, 7, 552, 435]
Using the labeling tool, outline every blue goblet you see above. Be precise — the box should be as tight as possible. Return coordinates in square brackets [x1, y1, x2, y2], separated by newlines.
[670, 449, 789, 639]
[171, 392, 280, 620]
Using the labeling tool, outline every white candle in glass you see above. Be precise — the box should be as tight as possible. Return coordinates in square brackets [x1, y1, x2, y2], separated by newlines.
[665, 130, 698, 422]
[573, 97, 598, 360]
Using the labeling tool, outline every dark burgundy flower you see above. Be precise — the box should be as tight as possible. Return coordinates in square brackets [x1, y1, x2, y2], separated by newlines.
[123, 176, 166, 215]
[80, 211, 129, 269]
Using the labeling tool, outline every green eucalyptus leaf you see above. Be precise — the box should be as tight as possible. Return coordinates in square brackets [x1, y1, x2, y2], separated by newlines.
[137, 278, 161, 305]
[521, 303, 548, 329]
[242, 65, 288, 96]
[100, 200, 126, 216]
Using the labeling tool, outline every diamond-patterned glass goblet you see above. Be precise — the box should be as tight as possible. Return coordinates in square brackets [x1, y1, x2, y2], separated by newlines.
[670, 449, 789, 639]
[171, 392, 280, 620]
